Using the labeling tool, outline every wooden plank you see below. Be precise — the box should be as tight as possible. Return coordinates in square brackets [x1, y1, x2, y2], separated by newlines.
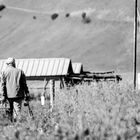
[92, 71, 115, 74]
[26, 76, 60, 80]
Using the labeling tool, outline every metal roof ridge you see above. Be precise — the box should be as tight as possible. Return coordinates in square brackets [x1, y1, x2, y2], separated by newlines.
[15, 57, 71, 60]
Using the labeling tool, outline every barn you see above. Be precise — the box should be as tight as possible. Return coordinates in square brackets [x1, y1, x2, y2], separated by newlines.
[0, 58, 75, 90]
[0, 58, 121, 88]
[0, 58, 73, 76]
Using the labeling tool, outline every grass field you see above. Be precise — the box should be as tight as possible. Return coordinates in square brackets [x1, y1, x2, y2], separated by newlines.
[0, 1, 140, 139]
[0, 81, 140, 140]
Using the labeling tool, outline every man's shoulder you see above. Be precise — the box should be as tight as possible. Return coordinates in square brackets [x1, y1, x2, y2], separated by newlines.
[15, 67, 24, 74]
[15, 67, 22, 71]
[17, 68, 26, 76]
[4, 66, 23, 74]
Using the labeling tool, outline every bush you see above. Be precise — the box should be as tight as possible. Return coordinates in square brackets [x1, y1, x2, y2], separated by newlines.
[33, 16, 37, 20]
[51, 13, 59, 20]
[65, 13, 70, 18]
[0, 4, 6, 11]
[82, 17, 91, 24]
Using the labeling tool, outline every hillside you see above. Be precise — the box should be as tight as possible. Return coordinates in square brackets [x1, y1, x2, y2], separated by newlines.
[0, 0, 140, 72]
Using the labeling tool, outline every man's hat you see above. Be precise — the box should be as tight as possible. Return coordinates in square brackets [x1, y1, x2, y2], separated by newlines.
[6, 57, 15, 65]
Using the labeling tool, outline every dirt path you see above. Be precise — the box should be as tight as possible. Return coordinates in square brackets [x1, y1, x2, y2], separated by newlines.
[5, 5, 133, 23]
[6, 6, 52, 14]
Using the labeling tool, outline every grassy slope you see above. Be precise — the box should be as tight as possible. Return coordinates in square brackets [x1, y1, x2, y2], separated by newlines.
[0, 0, 139, 72]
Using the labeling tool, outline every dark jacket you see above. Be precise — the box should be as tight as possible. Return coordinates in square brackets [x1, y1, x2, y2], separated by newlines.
[1, 65, 29, 99]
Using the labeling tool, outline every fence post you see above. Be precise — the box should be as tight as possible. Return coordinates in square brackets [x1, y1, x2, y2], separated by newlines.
[41, 78, 48, 106]
[60, 78, 65, 89]
[49, 79, 55, 111]
[41, 93, 45, 106]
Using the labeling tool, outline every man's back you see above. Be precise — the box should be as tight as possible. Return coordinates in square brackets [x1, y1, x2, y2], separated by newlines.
[0, 57, 30, 122]
[3, 65, 28, 98]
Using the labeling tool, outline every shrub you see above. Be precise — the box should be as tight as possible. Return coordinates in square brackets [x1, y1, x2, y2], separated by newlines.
[81, 12, 86, 19]
[51, 13, 59, 20]
[65, 13, 70, 18]
[82, 17, 91, 24]
[0, 4, 5, 11]
[33, 16, 37, 20]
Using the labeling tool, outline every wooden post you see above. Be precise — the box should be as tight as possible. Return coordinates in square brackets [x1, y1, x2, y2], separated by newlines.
[41, 93, 45, 106]
[41, 78, 48, 106]
[134, 0, 138, 89]
[60, 78, 65, 89]
[49, 79, 55, 111]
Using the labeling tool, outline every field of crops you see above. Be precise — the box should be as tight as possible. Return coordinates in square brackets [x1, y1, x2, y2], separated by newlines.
[0, 81, 140, 140]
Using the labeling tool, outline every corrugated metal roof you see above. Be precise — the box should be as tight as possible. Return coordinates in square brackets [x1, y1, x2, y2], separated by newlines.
[0, 58, 73, 77]
[0, 60, 6, 72]
[72, 63, 83, 74]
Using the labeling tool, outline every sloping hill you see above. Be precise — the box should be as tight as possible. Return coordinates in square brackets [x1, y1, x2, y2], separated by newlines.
[0, 0, 140, 72]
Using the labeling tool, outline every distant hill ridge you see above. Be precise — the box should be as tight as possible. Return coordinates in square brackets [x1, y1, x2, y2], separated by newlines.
[0, 0, 140, 72]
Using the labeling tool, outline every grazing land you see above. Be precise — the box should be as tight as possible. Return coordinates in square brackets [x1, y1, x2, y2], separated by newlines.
[0, 0, 140, 72]
[0, 0, 140, 140]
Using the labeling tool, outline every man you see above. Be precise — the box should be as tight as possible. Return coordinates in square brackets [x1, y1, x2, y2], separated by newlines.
[0, 57, 30, 121]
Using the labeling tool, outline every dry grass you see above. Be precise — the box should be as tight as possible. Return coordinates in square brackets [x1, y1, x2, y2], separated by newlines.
[0, 81, 140, 139]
